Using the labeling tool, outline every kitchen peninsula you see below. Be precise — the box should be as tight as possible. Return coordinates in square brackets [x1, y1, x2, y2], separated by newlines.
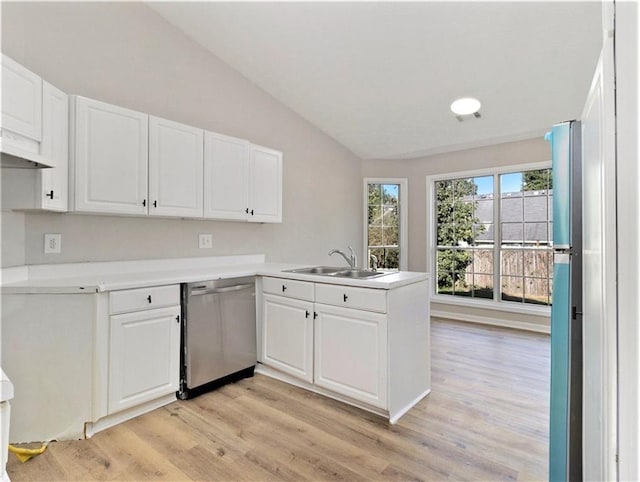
[1, 255, 430, 443]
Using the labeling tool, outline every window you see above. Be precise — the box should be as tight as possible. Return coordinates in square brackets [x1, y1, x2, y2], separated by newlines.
[364, 179, 408, 271]
[430, 165, 552, 306]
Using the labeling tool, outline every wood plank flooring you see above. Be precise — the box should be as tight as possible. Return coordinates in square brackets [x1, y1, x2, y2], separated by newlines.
[7, 320, 550, 481]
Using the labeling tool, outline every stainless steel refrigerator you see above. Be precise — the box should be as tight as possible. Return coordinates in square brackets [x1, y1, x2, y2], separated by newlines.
[546, 120, 583, 481]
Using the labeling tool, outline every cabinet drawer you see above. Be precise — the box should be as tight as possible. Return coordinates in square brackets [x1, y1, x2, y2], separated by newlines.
[315, 284, 387, 313]
[110, 285, 180, 315]
[262, 277, 314, 301]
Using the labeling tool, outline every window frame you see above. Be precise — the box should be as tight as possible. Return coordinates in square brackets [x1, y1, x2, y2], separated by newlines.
[363, 178, 408, 271]
[427, 161, 552, 316]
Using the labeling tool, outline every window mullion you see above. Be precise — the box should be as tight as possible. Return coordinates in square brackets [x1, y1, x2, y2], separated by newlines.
[521, 185, 526, 301]
[494, 173, 501, 302]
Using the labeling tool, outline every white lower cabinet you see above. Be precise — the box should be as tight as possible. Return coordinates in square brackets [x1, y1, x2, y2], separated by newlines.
[107, 285, 181, 415]
[259, 276, 431, 422]
[314, 304, 387, 409]
[108, 305, 180, 414]
[259, 276, 391, 410]
[262, 294, 314, 383]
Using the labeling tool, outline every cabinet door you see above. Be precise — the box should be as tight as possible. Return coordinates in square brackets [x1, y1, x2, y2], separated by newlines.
[314, 304, 387, 409]
[108, 305, 180, 414]
[149, 116, 203, 218]
[248, 144, 282, 223]
[1, 54, 42, 141]
[262, 294, 313, 382]
[39, 81, 68, 211]
[203, 131, 249, 220]
[73, 97, 148, 215]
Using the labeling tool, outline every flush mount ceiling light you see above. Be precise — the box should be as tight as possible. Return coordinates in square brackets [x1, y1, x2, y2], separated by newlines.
[450, 97, 481, 116]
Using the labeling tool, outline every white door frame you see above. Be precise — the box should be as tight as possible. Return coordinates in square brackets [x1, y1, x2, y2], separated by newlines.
[614, 2, 639, 480]
[580, 4, 617, 480]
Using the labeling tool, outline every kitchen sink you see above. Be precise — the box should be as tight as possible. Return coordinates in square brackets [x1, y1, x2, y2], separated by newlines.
[287, 266, 345, 274]
[332, 269, 388, 279]
[284, 266, 389, 279]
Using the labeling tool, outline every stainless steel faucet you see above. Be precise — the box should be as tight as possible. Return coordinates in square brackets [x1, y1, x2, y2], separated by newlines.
[328, 246, 357, 268]
[370, 254, 378, 271]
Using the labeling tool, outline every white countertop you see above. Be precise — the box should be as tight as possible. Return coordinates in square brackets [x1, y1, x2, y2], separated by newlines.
[0, 255, 428, 294]
[262, 265, 428, 290]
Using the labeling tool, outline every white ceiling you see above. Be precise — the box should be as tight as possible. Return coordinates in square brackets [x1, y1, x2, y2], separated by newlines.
[148, 2, 602, 160]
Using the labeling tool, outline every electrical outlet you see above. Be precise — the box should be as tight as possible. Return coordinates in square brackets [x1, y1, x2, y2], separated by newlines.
[198, 234, 213, 249]
[44, 234, 62, 254]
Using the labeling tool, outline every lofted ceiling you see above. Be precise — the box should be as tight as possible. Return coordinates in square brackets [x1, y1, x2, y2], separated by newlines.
[148, 2, 602, 160]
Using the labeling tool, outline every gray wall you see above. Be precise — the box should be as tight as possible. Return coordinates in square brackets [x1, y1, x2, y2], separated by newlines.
[1, 2, 362, 266]
[363, 137, 552, 329]
[0, 211, 25, 267]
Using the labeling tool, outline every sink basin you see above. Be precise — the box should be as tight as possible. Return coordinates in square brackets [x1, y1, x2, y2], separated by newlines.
[286, 266, 345, 275]
[284, 266, 388, 279]
[332, 269, 388, 279]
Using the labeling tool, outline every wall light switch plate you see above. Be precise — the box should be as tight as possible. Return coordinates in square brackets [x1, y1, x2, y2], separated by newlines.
[198, 234, 213, 249]
[44, 234, 62, 254]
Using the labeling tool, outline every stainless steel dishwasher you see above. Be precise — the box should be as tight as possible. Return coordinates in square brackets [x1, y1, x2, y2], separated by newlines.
[178, 276, 256, 399]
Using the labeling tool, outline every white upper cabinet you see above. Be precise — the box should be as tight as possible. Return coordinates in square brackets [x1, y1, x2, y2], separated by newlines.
[71, 96, 149, 215]
[249, 144, 283, 223]
[0, 57, 69, 211]
[204, 135, 282, 223]
[69, 95, 282, 222]
[1, 54, 42, 142]
[203, 131, 248, 220]
[149, 116, 203, 218]
[39, 81, 69, 211]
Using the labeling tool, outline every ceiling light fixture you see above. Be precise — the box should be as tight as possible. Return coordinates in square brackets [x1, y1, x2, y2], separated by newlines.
[450, 97, 481, 116]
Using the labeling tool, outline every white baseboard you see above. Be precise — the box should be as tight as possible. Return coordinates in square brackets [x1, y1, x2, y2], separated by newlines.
[255, 364, 389, 420]
[84, 393, 176, 438]
[431, 310, 550, 334]
[389, 388, 431, 424]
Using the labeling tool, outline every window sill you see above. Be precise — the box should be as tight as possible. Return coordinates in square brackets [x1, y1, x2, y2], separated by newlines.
[430, 294, 551, 317]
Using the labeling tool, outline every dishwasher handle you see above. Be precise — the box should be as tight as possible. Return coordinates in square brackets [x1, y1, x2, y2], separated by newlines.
[190, 283, 255, 296]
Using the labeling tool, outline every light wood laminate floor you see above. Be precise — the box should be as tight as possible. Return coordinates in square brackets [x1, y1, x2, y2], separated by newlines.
[7, 320, 550, 481]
